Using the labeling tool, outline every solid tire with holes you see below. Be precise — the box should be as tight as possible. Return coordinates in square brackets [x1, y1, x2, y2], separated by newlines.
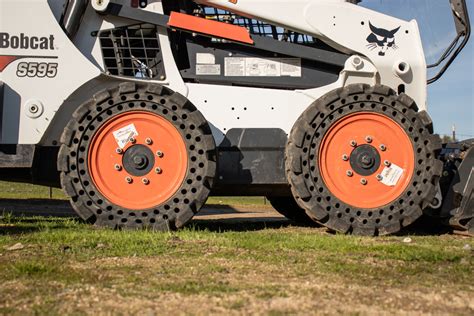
[58, 82, 216, 230]
[266, 196, 317, 226]
[286, 84, 443, 236]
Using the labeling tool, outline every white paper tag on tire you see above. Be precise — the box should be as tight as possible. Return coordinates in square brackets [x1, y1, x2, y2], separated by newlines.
[113, 124, 139, 149]
[380, 163, 404, 187]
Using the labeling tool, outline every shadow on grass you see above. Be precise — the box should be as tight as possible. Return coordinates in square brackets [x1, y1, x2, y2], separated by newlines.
[0, 199, 453, 236]
[189, 219, 294, 233]
[396, 215, 453, 236]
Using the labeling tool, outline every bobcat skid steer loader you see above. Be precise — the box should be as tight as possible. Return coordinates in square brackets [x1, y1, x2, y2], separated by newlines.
[0, 0, 471, 235]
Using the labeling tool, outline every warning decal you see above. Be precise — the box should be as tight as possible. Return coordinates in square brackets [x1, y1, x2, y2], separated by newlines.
[380, 163, 404, 187]
[224, 57, 301, 77]
[113, 124, 139, 149]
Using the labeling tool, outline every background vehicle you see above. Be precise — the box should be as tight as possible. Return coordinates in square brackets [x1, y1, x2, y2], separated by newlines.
[0, 0, 471, 235]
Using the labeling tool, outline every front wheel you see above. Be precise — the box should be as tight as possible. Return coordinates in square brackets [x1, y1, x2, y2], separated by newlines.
[286, 84, 442, 236]
[58, 82, 216, 230]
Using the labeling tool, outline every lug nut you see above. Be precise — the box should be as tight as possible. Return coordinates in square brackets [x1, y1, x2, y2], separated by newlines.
[350, 140, 357, 147]
[365, 136, 373, 143]
[142, 178, 150, 185]
[116, 148, 123, 154]
[125, 176, 133, 184]
[342, 154, 349, 161]
[145, 138, 153, 145]
[346, 170, 353, 177]
[156, 151, 164, 158]
[379, 144, 387, 151]
[114, 164, 122, 171]
[376, 174, 383, 181]
[360, 178, 368, 185]
[155, 167, 162, 174]
[129, 137, 136, 144]
[384, 160, 391, 167]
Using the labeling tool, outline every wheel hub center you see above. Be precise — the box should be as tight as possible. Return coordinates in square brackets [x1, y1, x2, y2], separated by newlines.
[122, 144, 155, 176]
[133, 155, 148, 169]
[360, 154, 374, 168]
[350, 144, 381, 176]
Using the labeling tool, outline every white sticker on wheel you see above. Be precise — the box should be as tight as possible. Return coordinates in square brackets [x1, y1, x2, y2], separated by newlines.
[113, 124, 139, 149]
[380, 163, 404, 187]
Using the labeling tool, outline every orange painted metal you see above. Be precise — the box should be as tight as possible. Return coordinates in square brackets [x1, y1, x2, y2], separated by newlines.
[168, 11, 254, 44]
[88, 112, 188, 210]
[318, 112, 414, 209]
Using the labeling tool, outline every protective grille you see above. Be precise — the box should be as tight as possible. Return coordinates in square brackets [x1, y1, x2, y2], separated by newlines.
[98, 23, 164, 79]
[201, 7, 316, 45]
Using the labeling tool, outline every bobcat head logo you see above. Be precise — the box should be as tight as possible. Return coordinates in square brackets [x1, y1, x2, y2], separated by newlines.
[366, 22, 400, 56]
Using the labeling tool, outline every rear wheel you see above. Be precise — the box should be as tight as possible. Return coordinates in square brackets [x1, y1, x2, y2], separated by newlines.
[286, 84, 442, 235]
[266, 196, 316, 226]
[58, 82, 216, 230]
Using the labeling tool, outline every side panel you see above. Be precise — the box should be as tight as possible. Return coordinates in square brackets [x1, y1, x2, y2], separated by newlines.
[0, 0, 100, 145]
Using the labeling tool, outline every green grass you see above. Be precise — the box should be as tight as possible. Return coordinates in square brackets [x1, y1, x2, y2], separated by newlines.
[0, 181, 473, 314]
[0, 181, 266, 206]
[0, 216, 473, 314]
[0, 181, 65, 200]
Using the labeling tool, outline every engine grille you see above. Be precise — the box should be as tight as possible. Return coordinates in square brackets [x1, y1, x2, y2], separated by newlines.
[98, 23, 165, 79]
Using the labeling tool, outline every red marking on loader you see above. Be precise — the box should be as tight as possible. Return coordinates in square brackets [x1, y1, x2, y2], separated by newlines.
[168, 11, 254, 44]
[0, 56, 21, 72]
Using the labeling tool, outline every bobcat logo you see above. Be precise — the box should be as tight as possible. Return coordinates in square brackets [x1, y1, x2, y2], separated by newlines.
[366, 22, 400, 56]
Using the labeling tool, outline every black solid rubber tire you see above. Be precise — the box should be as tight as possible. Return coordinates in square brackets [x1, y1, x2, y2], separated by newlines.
[286, 84, 443, 236]
[58, 82, 216, 230]
[267, 196, 317, 226]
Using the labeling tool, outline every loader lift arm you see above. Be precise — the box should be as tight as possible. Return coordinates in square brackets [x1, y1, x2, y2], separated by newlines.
[427, 0, 470, 84]
[98, 1, 348, 68]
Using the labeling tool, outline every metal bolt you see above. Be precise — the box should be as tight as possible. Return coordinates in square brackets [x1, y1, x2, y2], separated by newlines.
[142, 178, 150, 185]
[376, 174, 383, 181]
[145, 138, 153, 145]
[129, 137, 136, 144]
[114, 164, 122, 171]
[346, 170, 353, 177]
[342, 154, 349, 161]
[365, 136, 373, 143]
[350, 140, 357, 147]
[125, 176, 133, 184]
[116, 148, 123, 154]
[156, 151, 164, 158]
[379, 144, 387, 151]
[360, 178, 368, 185]
[155, 167, 162, 174]
[384, 160, 391, 167]
[29, 105, 39, 114]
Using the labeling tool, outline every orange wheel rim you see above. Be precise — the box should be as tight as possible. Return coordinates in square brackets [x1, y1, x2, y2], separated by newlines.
[318, 112, 414, 209]
[88, 111, 188, 210]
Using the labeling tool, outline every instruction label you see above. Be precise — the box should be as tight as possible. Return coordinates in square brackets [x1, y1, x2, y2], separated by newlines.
[380, 163, 404, 187]
[224, 57, 301, 77]
[113, 123, 139, 149]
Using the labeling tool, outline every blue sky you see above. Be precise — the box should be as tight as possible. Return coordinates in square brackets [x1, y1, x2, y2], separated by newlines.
[361, 0, 473, 140]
